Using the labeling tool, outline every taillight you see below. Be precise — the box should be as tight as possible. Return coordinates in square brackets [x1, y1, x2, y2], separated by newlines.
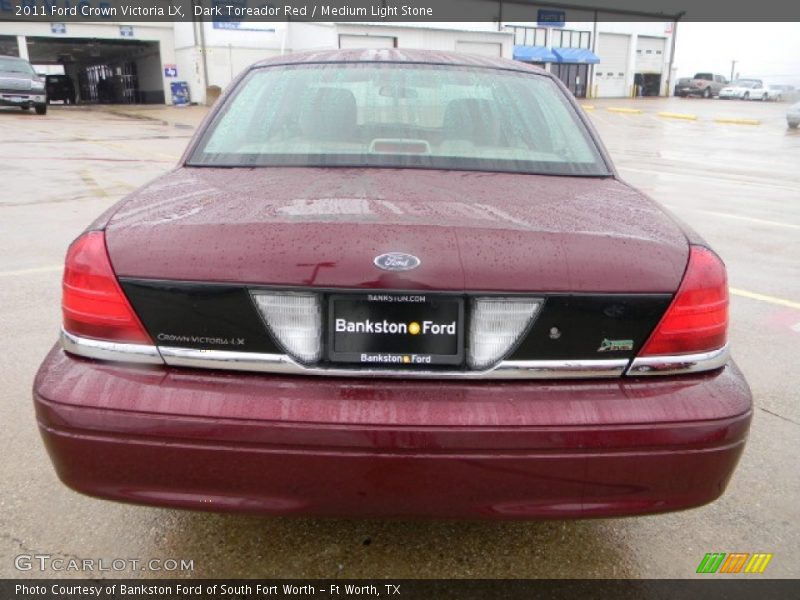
[639, 246, 728, 356]
[62, 231, 152, 344]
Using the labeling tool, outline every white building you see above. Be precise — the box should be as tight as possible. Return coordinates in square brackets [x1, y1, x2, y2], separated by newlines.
[507, 20, 675, 98]
[172, 21, 514, 104]
[0, 17, 675, 105]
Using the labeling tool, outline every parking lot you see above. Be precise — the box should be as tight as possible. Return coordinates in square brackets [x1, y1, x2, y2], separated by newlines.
[1, 96, 798, 579]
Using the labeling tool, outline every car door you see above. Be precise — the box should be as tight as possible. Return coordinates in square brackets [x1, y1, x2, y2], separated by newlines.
[753, 81, 767, 100]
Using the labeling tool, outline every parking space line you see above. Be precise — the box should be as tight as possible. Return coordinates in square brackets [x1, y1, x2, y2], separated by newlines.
[620, 167, 800, 194]
[79, 170, 108, 198]
[675, 207, 800, 230]
[0, 265, 62, 278]
[95, 140, 178, 162]
[113, 179, 138, 192]
[731, 288, 800, 311]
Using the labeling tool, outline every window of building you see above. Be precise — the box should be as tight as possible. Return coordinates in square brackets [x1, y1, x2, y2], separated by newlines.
[551, 29, 591, 49]
[509, 26, 547, 47]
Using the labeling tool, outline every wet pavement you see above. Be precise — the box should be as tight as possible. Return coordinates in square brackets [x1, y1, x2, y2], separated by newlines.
[1, 97, 798, 579]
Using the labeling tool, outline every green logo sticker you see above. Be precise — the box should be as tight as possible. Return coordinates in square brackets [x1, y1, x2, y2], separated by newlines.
[597, 338, 634, 352]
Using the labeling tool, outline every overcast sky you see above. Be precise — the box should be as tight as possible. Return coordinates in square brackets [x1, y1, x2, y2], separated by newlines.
[674, 22, 800, 83]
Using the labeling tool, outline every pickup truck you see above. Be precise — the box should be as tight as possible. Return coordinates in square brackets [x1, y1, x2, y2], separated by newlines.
[674, 73, 728, 98]
[0, 55, 47, 115]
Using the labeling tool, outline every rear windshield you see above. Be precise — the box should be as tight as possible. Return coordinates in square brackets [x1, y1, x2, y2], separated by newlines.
[188, 63, 609, 176]
[0, 57, 34, 75]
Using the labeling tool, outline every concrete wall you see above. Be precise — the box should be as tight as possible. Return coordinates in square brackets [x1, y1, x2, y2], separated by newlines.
[134, 45, 165, 103]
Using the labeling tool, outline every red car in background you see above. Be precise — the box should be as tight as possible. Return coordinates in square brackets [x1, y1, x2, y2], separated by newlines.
[34, 50, 751, 519]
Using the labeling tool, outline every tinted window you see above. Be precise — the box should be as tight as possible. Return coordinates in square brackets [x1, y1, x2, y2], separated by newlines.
[695, 73, 712, 81]
[189, 63, 609, 177]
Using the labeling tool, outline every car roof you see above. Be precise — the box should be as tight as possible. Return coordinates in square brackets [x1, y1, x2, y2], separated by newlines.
[250, 48, 548, 76]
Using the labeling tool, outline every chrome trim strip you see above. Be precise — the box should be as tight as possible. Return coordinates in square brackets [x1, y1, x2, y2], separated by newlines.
[59, 331, 729, 379]
[60, 329, 164, 365]
[626, 345, 729, 376]
[493, 359, 628, 379]
[158, 346, 628, 379]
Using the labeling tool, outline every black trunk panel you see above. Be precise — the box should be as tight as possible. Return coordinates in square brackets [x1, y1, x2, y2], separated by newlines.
[120, 280, 281, 354]
[506, 295, 671, 360]
[121, 279, 671, 363]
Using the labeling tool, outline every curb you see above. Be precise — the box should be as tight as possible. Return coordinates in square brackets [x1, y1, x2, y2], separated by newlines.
[606, 107, 642, 114]
[657, 111, 697, 121]
[596, 106, 763, 126]
[93, 105, 205, 129]
[713, 118, 761, 126]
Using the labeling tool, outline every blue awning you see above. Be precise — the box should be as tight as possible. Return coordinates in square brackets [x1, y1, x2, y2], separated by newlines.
[513, 45, 558, 62]
[552, 48, 600, 64]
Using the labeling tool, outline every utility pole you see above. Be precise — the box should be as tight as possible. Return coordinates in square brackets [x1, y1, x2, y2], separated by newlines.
[730, 60, 737, 82]
[665, 13, 684, 97]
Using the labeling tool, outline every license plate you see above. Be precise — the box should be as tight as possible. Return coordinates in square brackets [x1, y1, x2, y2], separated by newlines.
[328, 293, 464, 366]
[4, 96, 25, 103]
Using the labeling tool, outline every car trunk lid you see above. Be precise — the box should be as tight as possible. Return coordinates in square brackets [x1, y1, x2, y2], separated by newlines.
[105, 167, 688, 293]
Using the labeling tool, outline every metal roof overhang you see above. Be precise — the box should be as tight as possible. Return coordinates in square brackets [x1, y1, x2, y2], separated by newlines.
[552, 47, 601, 64]
[513, 45, 558, 62]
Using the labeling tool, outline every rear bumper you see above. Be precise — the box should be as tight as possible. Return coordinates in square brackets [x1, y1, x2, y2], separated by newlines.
[34, 346, 752, 519]
[676, 87, 706, 96]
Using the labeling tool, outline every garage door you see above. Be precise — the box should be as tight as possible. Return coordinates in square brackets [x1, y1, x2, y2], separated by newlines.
[455, 41, 502, 57]
[339, 35, 396, 49]
[23, 36, 164, 104]
[595, 33, 630, 97]
[635, 36, 666, 73]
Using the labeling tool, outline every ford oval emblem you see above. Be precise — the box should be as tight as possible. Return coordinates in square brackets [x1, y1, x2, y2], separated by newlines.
[374, 252, 421, 272]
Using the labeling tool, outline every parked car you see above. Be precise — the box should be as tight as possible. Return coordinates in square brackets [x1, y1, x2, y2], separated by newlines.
[0, 55, 47, 115]
[766, 84, 796, 102]
[34, 49, 751, 519]
[719, 79, 766, 100]
[674, 72, 728, 98]
[787, 101, 800, 128]
[45, 74, 76, 104]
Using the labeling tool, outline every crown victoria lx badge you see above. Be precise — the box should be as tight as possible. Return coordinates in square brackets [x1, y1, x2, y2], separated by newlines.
[374, 252, 421, 271]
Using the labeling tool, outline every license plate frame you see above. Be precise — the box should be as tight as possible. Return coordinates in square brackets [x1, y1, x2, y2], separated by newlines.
[328, 293, 464, 367]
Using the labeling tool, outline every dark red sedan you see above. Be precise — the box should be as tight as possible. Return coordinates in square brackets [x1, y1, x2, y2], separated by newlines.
[34, 49, 751, 519]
